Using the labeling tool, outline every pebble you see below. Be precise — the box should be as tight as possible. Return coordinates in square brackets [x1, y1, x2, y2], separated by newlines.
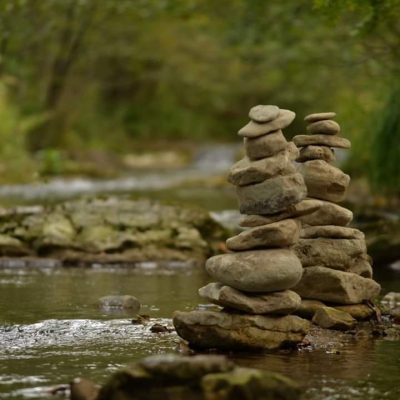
[307, 120, 341, 135]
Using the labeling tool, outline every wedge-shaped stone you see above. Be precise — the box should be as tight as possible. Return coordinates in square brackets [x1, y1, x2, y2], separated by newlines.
[312, 306, 355, 330]
[240, 199, 319, 227]
[173, 310, 311, 350]
[294, 238, 366, 270]
[335, 304, 375, 320]
[199, 283, 301, 314]
[228, 152, 295, 187]
[307, 120, 340, 135]
[238, 109, 295, 138]
[298, 199, 353, 226]
[304, 112, 336, 123]
[301, 160, 350, 202]
[248, 104, 280, 123]
[347, 256, 373, 278]
[245, 130, 288, 160]
[293, 135, 351, 149]
[293, 266, 381, 304]
[237, 173, 306, 215]
[227, 219, 300, 251]
[301, 225, 364, 240]
[206, 249, 303, 293]
[297, 145, 335, 163]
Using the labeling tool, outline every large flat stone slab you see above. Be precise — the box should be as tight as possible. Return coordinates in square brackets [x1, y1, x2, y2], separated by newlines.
[226, 219, 300, 251]
[293, 135, 351, 149]
[237, 173, 306, 215]
[301, 225, 364, 240]
[173, 310, 311, 350]
[293, 266, 381, 304]
[206, 249, 303, 293]
[199, 283, 301, 314]
[244, 130, 288, 160]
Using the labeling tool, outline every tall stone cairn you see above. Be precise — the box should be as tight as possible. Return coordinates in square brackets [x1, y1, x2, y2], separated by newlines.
[292, 112, 381, 325]
[173, 105, 312, 351]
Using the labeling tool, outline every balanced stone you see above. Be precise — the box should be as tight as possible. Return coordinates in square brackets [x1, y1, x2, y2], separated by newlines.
[295, 238, 366, 270]
[293, 135, 351, 149]
[173, 310, 311, 350]
[335, 304, 375, 320]
[205, 249, 303, 293]
[228, 152, 295, 187]
[238, 110, 295, 138]
[226, 219, 300, 251]
[199, 283, 301, 315]
[297, 145, 335, 163]
[240, 199, 320, 227]
[249, 105, 280, 123]
[347, 256, 373, 278]
[294, 299, 326, 319]
[287, 141, 300, 160]
[307, 120, 340, 135]
[301, 160, 350, 202]
[301, 226, 364, 240]
[312, 306, 356, 330]
[237, 173, 306, 215]
[298, 199, 353, 226]
[304, 112, 336, 123]
[293, 266, 381, 304]
[245, 130, 288, 160]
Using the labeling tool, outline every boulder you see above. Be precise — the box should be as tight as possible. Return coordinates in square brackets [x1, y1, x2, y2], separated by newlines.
[301, 160, 350, 203]
[301, 226, 364, 240]
[297, 145, 335, 163]
[228, 152, 295, 187]
[238, 110, 295, 138]
[199, 283, 301, 314]
[293, 135, 351, 149]
[244, 130, 288, 160]
[206, 249, 303, 293]
[237, 173, 306, 215]
[240, 199, 319, 227]
[307, 120, 340, 135]
[312, 307, 356, 330]
[293, 266, 381, 304]
[98, 295, 141, 313]
[173, 310, 311, 350]
[297, 199, 353, 226]
[226, 219, 300, 251]
[304, 112, 336, 122]
[248, 104, 280, 123]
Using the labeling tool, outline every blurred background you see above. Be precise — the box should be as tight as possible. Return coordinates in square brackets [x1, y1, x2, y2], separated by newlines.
[0, 0, 398, 202]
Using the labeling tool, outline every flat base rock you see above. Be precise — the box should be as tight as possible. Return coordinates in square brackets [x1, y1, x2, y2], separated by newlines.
[244, 130, 288, 160]
[206, 249, 303, 293]
[297, 145, 335, 163]
[226, 219, 300, 251]
[301, 160, 350, 203]
[293, 266, 381, 304]
[312, 306, 356, 330]
[173, 310, 311, 350]
[199, 283, 301, 314]
[237, 173, 306, 215]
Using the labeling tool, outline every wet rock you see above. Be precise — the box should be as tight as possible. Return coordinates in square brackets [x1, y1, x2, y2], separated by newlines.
[238, 110, 295, 138]
[297, 145, 336, 163]
[297, 199, 353, 226]
[334, 304, 375, 320]
[240, 199, 319, 227]
[70, 378, 99, 400]
[389, 307, 400, 321]
[304, 112, 336, 122]
[301, 225, 364, 240]
[301, 160, 350, 202]
[199, 283, 301, 314]
[206, 249, 303, 293]
[226, 219, 300, 251]
[293, 135, 351, 149]
[237, 173, 307, 215]
[0, 234, 31, 256]
[99, 295, 140, 313]
[248, 104, 280, 123]
[244, 130, 288, 160]
[294, 299, 326, 319]
[150, 323, 172, 333]
[381, 292, 400, 307]
[173, 310, 311, 350]
[293, 266, 381, 304]
[312, 307, 356, 330]
[228, 153, 295, 186]
[307, 120, 340, 135]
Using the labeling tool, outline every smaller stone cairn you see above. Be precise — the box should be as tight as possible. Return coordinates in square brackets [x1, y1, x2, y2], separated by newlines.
[173, 105, 312, 351]
[292, 112, 381, 325]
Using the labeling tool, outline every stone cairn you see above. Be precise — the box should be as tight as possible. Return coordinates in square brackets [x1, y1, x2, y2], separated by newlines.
[173, 105, 313, 351]
[292, 112, 381, 328]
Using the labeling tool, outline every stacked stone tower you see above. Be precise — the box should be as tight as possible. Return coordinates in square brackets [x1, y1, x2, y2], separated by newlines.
[173, 105, 312, 351]
[292, 112, 381, 321]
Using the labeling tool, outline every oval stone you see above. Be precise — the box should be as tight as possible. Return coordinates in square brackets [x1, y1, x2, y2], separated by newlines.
[248, 105, 280, 123]
[205, 250, 303, 293]
[307, 120, 340, 135]
[304, 112, 336, 123]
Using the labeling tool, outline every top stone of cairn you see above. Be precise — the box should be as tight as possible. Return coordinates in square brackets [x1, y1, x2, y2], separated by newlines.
[304, 112, 336, 123]
[249, 105, 280, 123]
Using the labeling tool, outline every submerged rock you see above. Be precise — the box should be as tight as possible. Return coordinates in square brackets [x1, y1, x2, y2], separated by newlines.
[98, 295, 140, 313]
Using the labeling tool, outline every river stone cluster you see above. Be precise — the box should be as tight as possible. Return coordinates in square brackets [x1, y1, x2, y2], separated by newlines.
[173, 105, 312, 350]
[292, 112, 381, 324]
